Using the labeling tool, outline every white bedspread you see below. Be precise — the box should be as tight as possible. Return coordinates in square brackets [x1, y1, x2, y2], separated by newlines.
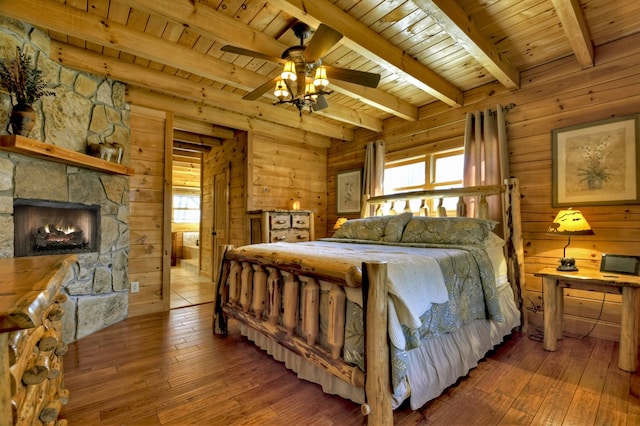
[233, 241, 449, 348]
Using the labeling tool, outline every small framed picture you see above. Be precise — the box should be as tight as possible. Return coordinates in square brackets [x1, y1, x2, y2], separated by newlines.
[552, 114, 640, 207]
[336, 169, 361, 214]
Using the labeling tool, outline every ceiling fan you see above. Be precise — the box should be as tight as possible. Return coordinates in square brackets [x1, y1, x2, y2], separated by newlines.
[221, 22, 381, 114]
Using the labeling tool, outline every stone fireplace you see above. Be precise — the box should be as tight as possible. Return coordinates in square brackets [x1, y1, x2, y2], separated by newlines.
[0, 158, 130, 343]
[0, 18, 131, 343]
[14, 199, 100, 257]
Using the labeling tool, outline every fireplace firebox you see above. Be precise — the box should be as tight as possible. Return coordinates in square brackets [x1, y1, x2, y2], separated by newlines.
[14, 199, 100, 257]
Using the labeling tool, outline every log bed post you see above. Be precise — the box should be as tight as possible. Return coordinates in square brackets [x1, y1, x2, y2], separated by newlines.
[361, 261, 393, 425]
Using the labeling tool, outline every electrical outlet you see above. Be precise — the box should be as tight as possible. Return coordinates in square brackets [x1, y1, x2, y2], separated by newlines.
[131, 281, 139, 293]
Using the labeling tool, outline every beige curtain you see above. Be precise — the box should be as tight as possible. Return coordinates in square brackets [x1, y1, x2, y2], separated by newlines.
[463, 106, 509, 225]
[360, 140, 385, 217]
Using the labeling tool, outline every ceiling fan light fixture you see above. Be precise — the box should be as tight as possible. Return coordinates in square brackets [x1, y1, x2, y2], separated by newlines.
[313, 66, 329, 91]
[274, 79, 290, 101]
[281, 60, 297, 81]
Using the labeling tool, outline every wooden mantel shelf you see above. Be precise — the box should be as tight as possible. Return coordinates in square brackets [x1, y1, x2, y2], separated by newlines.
[0, 135, 134, 176]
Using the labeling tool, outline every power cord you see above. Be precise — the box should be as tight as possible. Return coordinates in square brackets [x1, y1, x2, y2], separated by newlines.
[526, 284, 607, 342]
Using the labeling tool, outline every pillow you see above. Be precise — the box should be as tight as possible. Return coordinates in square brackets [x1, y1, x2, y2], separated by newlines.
[481, 232, 505, 248]
[332, 216, 391, 241]
[382, 212, 413, 242]
[400, 216, 497, 246]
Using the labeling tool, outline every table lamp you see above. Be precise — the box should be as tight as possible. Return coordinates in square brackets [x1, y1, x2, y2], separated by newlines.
[546, 208, 594, 271]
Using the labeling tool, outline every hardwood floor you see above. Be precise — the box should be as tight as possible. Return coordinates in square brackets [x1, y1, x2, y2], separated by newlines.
[60, 303, 640, 425]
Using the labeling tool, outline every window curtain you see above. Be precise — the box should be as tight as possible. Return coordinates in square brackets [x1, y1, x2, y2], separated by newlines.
[463, 106, 509, 225]
[360, 140, 385, 217]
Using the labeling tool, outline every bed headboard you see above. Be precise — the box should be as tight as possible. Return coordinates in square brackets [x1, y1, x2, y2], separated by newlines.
[363, 178, 526, 331]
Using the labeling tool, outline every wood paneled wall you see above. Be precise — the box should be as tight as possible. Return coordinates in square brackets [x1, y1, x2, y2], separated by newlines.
[248, 132, 328, 240]
[329, 33, 640, 341]
[128, 105, 170, 317]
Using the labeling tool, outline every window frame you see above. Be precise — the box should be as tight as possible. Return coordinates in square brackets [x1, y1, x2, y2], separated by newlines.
[383, 147, 464, 215]
[172, 188, 201, 224]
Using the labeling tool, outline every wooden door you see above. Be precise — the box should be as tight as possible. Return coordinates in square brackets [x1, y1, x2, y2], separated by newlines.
[212, 168, 230, 281]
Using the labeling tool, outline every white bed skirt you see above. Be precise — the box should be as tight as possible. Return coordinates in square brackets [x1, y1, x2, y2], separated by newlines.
[240, 281, 521, 410]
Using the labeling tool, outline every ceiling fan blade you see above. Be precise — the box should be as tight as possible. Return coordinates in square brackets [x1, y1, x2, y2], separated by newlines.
[304, 24, 343, 62]
[220, 45, 284, 64]
[312, 94, 329, 111]
[324, 65, 381, 88]
[243, 75, 279, 101]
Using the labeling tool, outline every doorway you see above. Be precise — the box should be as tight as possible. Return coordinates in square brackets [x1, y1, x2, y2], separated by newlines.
[169, 145, 215, 309]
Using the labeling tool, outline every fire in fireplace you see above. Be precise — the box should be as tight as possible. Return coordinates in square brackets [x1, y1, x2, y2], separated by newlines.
[14, 199, 100, 257]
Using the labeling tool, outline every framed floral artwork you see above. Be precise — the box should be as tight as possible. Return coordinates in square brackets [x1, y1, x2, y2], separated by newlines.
[552, 114, 640, 207]
[336, 169, 362, 213]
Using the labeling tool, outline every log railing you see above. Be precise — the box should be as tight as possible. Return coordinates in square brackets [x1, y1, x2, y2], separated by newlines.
[215, 252, 366, 389]
[365, 184, 505, 220]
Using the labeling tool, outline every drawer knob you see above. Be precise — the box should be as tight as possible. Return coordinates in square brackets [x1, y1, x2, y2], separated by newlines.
[275, 220, 286, 224]
[275, 236, 286, 241]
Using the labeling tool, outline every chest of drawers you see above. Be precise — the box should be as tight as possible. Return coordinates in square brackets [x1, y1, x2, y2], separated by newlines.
[248, 210, 314, 243]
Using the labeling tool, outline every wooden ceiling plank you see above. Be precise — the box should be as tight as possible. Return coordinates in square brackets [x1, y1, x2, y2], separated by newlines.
[50, 41, 366, 137]
[411, 0, 520, 90]
[550, 0, 594, 69]
[269, 0, 464, 107]
[125, 0, 287, 59]
[331, 81, 418, 122]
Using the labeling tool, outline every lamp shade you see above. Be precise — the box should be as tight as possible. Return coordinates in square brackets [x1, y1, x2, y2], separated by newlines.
[333, 217, 348, 230]
[546, 209, 594, 235]
[281, 60, 297, 81]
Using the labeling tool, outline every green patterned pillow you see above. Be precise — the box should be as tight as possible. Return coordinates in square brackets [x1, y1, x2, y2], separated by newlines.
[400, 216, 497, 246]
[382, 212, 413, 242]
[332, 216, 391, 241]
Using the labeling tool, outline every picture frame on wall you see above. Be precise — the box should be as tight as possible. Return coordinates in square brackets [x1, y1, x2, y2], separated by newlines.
[552, 114, 640, 207]
[336, 169, 362, 214]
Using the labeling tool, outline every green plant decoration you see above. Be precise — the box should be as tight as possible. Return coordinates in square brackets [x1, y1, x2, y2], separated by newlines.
[0, 46, 54, 106]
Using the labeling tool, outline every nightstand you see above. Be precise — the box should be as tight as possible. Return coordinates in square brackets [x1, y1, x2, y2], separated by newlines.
[534, 267, 640, 372]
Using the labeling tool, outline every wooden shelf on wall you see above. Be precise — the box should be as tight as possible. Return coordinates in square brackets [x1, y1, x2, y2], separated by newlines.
[0, 135, 134, 176]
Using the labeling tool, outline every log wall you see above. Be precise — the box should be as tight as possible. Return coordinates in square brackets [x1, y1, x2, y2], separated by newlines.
[329, 33, 640, 341]
[128, 105, 170, 316]
[248, 132, 328, 240]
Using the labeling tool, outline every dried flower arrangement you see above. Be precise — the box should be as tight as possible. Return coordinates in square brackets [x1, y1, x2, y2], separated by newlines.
[0, 46, 54, 106]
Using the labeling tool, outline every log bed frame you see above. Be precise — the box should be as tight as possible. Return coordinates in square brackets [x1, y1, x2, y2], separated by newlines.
[213, 178, 525, 425]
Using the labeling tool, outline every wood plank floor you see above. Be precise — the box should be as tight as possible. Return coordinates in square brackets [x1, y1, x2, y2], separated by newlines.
[60, 303, 640, 425]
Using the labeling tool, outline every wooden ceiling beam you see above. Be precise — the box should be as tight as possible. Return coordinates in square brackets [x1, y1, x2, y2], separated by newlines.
[0, 0, 259, 90]
[268, 0, 464, 107]
[172, 117, 235, 139]
[172, 141, 211, 153]
[412, 0, 520, 90]
[550, 0, 594, 68]
[173, 130, 220, 147]
[126, 87, 338, 148]
[123, 0, 411, 121]
[50, 41, 354, 140]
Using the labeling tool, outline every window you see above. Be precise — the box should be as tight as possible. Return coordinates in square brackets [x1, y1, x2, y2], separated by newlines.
[173, 190, 201, 223]
[382, 148, 464, 215]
